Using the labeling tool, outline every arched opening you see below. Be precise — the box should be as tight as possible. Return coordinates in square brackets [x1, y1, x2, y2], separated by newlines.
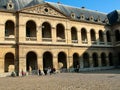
[99, 30, 104, 43]
[92, 53, 98, 67]
[4, 53, 14, 72]
[71, 27, 78, 43]
[42, 22, 52, 41]
[81, 28, 88, 44]
[56, 24, 65, 42]
[26, 20, 36, 40]
[115, 30, 120, 42]
[106, 31, 111, 42]
[43, 52, 53, 69]
[101, 53, 107, 66]
[5, 20, 15, 39]
[118, 53, 120, 66]
[90, 29, 96, 44]
[73, 53, 79, 68]
[83, 53, 90, 68]
[58, 52, 67, 70]
[108, 53, 113, 66]
[26, 52, 38, 71]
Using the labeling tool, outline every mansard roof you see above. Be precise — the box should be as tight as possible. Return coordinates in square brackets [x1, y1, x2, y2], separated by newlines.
[0, 0, 111, 24]
[0, 0, 44, 10]
[48, 2, 108, 24]
[107, 10, 120, 25]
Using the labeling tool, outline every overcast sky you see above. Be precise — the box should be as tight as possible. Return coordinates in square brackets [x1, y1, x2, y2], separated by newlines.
[46, 0, 120, 13]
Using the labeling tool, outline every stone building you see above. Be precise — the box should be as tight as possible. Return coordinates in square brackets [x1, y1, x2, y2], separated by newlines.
[0, 0, 120, 75]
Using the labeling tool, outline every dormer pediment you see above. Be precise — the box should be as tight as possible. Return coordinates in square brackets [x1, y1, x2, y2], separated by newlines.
[19, 3, 66, 18]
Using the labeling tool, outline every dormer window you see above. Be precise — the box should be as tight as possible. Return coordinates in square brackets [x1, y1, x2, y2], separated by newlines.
[104, 18, 109, 24]
[71, 13, 75, 19]
[97, 16, 101, 22]
[89, 16, 94, 21]
[7, 0, 14, 10]
[80, 15, 85, 20]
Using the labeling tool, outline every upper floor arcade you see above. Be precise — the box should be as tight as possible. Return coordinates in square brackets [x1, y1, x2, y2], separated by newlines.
[0, 18, 116, 47]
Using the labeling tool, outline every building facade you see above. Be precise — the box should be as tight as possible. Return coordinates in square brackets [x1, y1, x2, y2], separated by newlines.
[0, 0, 120, 75]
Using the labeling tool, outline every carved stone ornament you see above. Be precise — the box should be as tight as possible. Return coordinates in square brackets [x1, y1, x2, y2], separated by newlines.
[21, 5, 65, 17]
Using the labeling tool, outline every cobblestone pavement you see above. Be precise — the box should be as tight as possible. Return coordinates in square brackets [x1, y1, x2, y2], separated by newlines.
[0, 69, 120, 90]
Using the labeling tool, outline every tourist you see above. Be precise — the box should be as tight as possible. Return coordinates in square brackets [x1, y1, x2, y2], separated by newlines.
[38, 69, 41, 75]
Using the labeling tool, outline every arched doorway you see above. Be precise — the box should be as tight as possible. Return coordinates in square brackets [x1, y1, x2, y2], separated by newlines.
[26, 52, 38, 71]
[101, 53, 107, 66]
[92, 53, 98, 67]
[108, 53, 113, 66]
[43, 52, 53, 69]
[73, 53, 79, 68]
[58, 52, 67, 70]
[83, 53, 90, 68]
[4, 53, 14, 72]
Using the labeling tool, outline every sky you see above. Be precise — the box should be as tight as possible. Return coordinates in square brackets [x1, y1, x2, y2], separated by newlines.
[45, 0, 120, 13]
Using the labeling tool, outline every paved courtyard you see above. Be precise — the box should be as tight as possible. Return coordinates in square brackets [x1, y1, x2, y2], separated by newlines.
[0, 69, 120, 90]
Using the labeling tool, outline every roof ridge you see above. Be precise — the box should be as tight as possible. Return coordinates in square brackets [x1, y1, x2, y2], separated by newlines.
[46, 1, 107, 15]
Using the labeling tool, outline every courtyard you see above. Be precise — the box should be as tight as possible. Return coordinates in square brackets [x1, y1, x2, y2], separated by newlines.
[0, 69, 120, 90]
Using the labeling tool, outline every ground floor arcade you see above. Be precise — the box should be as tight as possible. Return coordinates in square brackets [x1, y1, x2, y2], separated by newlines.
[0, 45, 120, 75]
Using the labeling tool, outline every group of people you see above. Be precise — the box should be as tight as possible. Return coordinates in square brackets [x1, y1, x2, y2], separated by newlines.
[39, 67, 56, 75]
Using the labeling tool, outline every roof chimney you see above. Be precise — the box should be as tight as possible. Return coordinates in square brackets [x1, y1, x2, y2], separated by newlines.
[81, 6, 85, 9]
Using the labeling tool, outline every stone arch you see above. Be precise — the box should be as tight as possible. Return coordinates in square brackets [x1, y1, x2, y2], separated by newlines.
[73, 53, 79, 68]
[56, 23, 65, 42]
[4, 52, 14, 72]
[71, 27, 78, 43]
[83, 52, 90, 68]
[58, 52, 67, 70]
[101, 52, 107, 66]
[42, 22, 52, 39]
[5, 20, 15, 37]
[81, 28, 88, 44]
[43, 51, 53, 69]
[108, 52, 113, 66]
[90, 29, 96, 43]
[92, 53, 98, 67]
[99, 30, 104, 42]
[26, 51, 38, 71]
[106, 30, 111, 42]
[115, 30, 120, 42]
[26, 20, 36, 37]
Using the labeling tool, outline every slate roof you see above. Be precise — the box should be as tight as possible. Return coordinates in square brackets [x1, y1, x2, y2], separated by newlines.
[0, 0, 114, 24]
[107, 10, 120, 25]
[48, 2, 108, 24]
[0, 0, 44, 10]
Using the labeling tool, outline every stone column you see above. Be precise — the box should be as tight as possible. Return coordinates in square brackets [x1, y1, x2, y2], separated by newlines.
[87, 31, 91, 45]
[96, 33, 99, 45]
[37, 26, 42, 42]
[66, 29, 71, 44]
[77, 31, 82, 45]
[0, 58, 4, 73]
[52, 26, 56, 43]
[0, 24, 4, 41]
[37, 56, 43, 70]
[68, 56, 73, 72]
[89, 57, 93, 68]
[19, 24, 26, 42]
[98, 57, 102, 67]
[80, 57, 84, 69]
[53, 56, 58, 70]
[104, 33, 107, 45]
[106, 57, 110, 66]
[19, 57, 26, 75]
